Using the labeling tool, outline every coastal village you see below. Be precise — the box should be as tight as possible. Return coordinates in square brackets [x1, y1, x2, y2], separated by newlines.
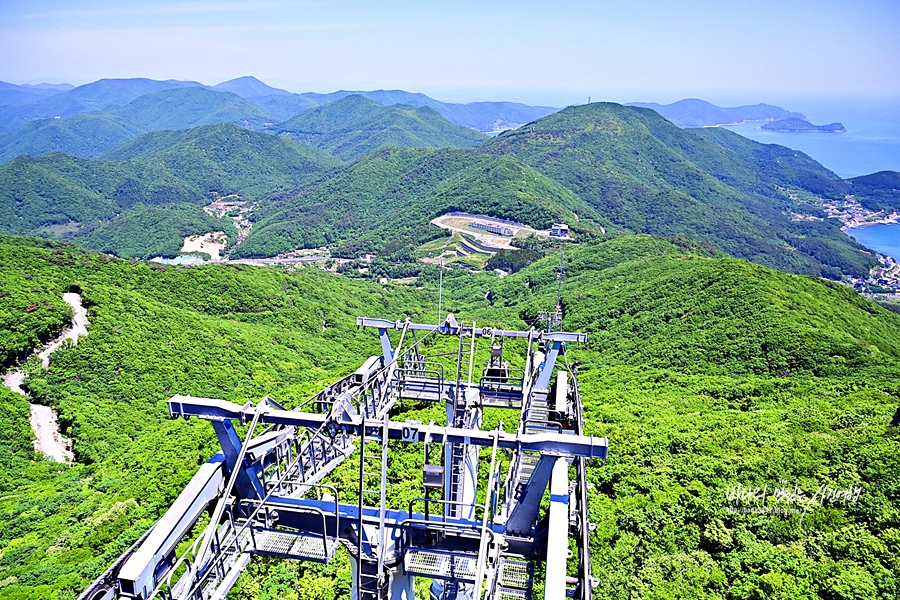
[811, 193, 900, 297]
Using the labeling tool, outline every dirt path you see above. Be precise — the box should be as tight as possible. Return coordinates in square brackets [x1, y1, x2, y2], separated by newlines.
[2, 292, 87, 463]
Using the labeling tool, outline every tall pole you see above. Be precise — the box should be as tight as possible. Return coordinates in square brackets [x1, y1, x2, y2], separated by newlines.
[437, 258, 444, 324]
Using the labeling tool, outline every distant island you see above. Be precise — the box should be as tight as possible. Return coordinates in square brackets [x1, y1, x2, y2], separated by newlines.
[760, 117, 846, 133]
[626, 98, 806, 127]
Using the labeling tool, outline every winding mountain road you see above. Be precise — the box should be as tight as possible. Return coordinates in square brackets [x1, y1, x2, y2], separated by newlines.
[2, 292, 88, 463]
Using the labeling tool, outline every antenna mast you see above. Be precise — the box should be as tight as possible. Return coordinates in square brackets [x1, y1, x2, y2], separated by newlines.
[538, 247, 565, 333]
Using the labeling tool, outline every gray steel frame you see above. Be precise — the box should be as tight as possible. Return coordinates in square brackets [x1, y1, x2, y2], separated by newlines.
[83, 316, 604, 600]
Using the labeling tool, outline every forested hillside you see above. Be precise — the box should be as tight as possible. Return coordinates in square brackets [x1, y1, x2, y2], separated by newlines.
[0, 125, 340, 258]
[0, 98, 893, 280]
[0, 113, 146, 163]
[1, 235, 898, 599]
[276, 95, 487, 160]
[233, 147, 606, 259]
[848, 171, 900, 211]
[483, 103, 877, 278]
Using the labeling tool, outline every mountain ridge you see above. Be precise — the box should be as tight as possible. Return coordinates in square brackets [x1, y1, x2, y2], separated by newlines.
[627, 98, 807, 127]
[276, 95, 487, 160]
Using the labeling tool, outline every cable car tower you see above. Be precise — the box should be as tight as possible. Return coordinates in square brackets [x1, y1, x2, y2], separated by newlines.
[81, 312, 604, 600]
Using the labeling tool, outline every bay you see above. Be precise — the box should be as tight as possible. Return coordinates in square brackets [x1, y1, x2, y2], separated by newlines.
[846, 224, 900, 261]
[721, 98, 900, 179]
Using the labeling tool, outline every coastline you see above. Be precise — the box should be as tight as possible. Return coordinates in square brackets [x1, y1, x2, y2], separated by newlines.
[694, 118, 777, 129]
[841, 212, 900, 231]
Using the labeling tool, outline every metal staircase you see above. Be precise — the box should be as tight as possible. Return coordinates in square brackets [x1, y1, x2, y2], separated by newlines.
[356, 412, 391, 600]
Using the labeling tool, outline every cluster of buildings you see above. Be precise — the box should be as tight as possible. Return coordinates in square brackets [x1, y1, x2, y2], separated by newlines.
[203, 197, 253, 245]
[785, 191, 900, 296]
[469, 219, 570, 238]
[471, 220, 514, 236]
[813, 195, 900, 230]
[847, 254, 900, 295]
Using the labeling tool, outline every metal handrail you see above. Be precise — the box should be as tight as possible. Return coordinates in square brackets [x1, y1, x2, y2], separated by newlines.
[399, 517, 491, 549]
[240, 489, 338, 562]
[523, 421, 564, 434]
[397, 360, 446, 380]
[406, 497, 487, 524]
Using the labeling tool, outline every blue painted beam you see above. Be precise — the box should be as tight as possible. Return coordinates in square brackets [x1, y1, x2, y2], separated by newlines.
[169, 396, 608, 460]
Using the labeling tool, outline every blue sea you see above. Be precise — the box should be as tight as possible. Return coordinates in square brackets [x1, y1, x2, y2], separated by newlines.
[846, 224, 900, 261]
[723, 97, 900, 258]
[721, 97, 900, 179]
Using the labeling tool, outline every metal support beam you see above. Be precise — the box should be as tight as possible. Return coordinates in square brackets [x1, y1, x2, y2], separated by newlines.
[356, 317, 587, 344]
[211, 419, 266, 500]
[534, 341, 562, 391]
[505, 454, 558, 536]
[169, 396, 608, 460]
[117, 457, 225, 597]
[544, 458, 569, 600]
[378, 327, 394, 365]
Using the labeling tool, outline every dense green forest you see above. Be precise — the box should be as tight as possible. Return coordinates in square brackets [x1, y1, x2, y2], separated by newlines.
[1, 234, 898, 599]
[482, 103, 877, 278]
[234, 148, 603, 259]
[0, 125, 340, 257]
[1, 98, 897, 282]
[276, 95, 487, 161]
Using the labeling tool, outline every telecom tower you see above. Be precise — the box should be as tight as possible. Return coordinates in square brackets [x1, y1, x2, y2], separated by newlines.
[81, 312, 605, 600]
[536, 250, 564, 333]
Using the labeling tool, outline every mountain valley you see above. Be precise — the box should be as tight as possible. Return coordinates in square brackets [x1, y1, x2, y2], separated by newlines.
[1, 77, 899, 600]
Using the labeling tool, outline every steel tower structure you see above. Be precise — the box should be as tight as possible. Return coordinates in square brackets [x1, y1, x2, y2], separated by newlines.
[80, 315, 605, 600]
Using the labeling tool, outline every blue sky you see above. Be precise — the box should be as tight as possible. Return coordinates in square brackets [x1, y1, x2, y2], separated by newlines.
[1, 0, 898, 106]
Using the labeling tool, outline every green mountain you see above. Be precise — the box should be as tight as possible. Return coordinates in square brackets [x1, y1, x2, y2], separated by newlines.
[847, 170, 900, 211]
[233, 147, 602, 258]
[0, 113, 145, 163]
[106, 87, 273, 131]
[298, 89, 560, 132]
[0, 125, 340, 257]
[482, 102, 875, 278]
[277, 95, 487, 160]
[627, 98, 806, 127]
[1, 234, 898, 598]
[0, 78, 203, 131]
[101, 123, 341, 199]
